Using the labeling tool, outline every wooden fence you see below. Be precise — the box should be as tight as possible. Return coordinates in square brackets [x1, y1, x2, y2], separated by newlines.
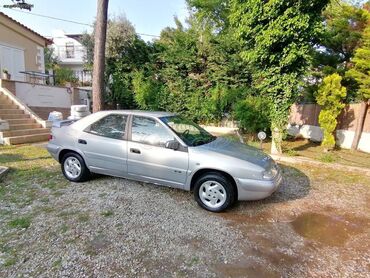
[289, 103, 370, 133]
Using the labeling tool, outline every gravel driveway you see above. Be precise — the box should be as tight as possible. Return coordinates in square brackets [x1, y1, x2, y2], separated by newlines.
[0, 162, 369, 278]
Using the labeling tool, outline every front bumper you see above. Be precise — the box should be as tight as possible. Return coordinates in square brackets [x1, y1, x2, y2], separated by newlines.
[235, 169, 283, 201]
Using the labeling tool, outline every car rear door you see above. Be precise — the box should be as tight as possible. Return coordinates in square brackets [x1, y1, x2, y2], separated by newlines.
[78, 113, 129, 177]
[127, 115, 189, 189]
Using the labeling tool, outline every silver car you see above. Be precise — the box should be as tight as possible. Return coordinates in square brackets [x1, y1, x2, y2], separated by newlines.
[47, 110, 282, 212]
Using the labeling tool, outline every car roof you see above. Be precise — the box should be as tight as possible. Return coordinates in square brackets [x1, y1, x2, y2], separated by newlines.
[94, 110, 176, 118]
[71, 110, 177, 130]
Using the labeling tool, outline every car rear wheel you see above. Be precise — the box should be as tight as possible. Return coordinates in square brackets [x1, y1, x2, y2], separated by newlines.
[61, 152, 90, 182]
[194, 172, 235, 212]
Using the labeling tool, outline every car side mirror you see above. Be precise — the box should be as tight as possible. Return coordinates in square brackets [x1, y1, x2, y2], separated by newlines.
[165, 139, 180, 150]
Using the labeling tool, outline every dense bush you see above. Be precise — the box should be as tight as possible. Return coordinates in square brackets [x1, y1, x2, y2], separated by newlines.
[132, 71, 161, 110]
[54, 67, 78, 86]
[316, 73, 347, 150]
[233, 96, 271, 135]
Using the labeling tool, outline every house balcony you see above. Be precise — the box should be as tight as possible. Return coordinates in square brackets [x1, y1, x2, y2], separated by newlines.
[54, 46, 86, 65]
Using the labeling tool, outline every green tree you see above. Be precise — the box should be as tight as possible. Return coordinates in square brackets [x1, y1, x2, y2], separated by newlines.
[322, 1, 368, 65]
[303, 0, 369, 103]
[105, 15, 149, 109]
[80, 32, 94, 70]
[187, 0, 230, 30]
[132, 70, 161, 110]
[316, 73, 347, 150]
[106, 15, 136, 59]
[229, 0, 329, 154]
[44, 47, 60, 85]
[346, 22, 370, 149]
[44, 47, 59, 71]
[82, 15, 152, 109]
[149, 14, 251, 122]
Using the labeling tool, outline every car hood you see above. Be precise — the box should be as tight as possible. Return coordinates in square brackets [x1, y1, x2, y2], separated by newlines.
[199, 137, 273, 169]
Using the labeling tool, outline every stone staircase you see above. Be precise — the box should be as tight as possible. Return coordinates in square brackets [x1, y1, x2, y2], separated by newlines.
[0, 93, 50, 145]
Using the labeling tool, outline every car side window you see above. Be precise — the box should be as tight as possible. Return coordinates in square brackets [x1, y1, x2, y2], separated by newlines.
[131, 116, 173, 147]
[86, 114, 127, 140]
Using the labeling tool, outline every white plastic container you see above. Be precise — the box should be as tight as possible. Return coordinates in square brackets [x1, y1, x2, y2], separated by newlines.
[68, 105, 90, 120]
[71, 111, 91, 117]
[48, 111, 63, 122]
[71, 105, 88, 113]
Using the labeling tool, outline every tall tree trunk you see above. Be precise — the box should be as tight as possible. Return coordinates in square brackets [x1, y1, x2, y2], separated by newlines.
[92, 0, 109, 113]
[351, 100, 368, 150]
[271, 126, 283, 155]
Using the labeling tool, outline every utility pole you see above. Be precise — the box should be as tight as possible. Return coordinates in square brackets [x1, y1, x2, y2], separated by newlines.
[92, 0, 109, 112]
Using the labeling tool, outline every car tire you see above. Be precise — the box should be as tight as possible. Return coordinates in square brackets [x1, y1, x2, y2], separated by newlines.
[194, 172, 236, 212]
[61, 152, 90, 182]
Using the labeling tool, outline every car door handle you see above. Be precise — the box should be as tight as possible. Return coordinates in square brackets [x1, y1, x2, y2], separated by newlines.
[130, 148, 141, 154]
[78, 139, 87, 145]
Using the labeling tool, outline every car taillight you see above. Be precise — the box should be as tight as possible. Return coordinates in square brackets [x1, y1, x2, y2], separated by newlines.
[48, 134, 53, 141]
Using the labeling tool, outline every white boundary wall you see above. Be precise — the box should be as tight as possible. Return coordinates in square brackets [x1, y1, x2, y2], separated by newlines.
[287, 124, 370, 153]
[15, 82, 72, 108]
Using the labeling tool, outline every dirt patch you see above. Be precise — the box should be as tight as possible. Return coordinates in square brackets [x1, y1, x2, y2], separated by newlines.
[291, 212, 368, 247]
[215, 163, 370, 278]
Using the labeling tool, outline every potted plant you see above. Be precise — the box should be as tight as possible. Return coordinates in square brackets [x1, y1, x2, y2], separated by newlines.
[2, 69, 11, 80]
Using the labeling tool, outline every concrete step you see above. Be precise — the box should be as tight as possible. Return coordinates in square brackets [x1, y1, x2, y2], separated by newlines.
[0, 95, 11, 102]
[6, 118, 35, 125]
[0, 104, 18, 109]
[0, 97, 14, 106]
[0, 128, 50, 138]
[0, 109, 25, 115]
[0, 113, 30, 120]
[8, 123, 42, 130]
[3, 133, 50, 145]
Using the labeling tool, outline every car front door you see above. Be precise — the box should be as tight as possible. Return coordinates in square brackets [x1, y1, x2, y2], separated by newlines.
[78, 113, 129, 177]
[127, 115, 189, 189]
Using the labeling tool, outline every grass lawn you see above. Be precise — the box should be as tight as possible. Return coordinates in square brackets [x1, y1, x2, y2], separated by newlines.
[0, 145, 67, 209]
[218, 132, 370, 168]
[0, 144, 68, 267]
[238, 136, 370, 169]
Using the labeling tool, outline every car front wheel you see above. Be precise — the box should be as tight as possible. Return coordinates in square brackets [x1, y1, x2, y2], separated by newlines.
[61, 152, 90, 182]
[194, 172, 235, 212]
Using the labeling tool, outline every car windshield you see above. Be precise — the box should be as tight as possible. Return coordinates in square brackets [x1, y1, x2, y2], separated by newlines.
[160, 115, 216, 147]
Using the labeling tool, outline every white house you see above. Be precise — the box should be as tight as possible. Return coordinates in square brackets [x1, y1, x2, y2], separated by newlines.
[50, 30, 91, 84]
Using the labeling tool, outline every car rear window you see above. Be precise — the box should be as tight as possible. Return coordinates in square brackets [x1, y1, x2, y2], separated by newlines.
[86, 114, 127, 140]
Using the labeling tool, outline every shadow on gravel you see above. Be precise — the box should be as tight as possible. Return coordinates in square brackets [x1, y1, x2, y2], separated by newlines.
[266, 163, 311, 202]
[218, 163, 311, 231]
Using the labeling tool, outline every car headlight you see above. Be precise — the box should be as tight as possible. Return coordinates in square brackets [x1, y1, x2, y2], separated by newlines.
[263, 165, 278, 180]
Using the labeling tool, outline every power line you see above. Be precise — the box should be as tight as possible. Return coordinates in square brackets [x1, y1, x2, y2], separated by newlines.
[2, 6, 92, 26]
[1, 7, 160, 37]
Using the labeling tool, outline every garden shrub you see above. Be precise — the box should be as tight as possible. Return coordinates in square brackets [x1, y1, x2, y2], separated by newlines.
[234, 96, 271, 136]
[54, 67, 78, 86]
[132, 70, 160, 110]
[316, 73, 347, 150]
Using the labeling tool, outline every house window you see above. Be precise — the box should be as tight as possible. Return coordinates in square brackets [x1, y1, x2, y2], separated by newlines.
[65, 42, 75, 58]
